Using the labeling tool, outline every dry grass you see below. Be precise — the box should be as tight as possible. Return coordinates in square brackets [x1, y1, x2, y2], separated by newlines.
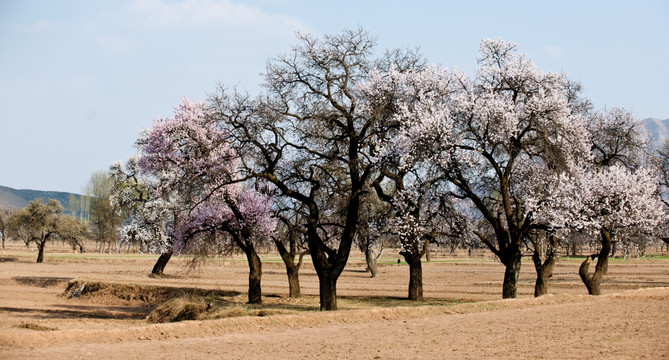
[146, 296, 209, 323]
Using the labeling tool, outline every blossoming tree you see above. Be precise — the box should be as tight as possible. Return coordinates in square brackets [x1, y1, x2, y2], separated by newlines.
[109, 157, 176, 274]
[537, 165, 666, 294]
[113, 98, 275, 303]
[365, 38, 592, 298]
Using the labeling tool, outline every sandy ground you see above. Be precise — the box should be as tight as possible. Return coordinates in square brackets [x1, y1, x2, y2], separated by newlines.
[0, 242, 668, 359]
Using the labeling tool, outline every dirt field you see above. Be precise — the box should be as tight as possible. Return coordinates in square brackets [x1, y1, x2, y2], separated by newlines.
[1, 242, 668, 359]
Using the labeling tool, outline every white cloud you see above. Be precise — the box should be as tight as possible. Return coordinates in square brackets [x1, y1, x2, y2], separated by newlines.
[127, 0, 306, 31]
[542, 45, 563, 58]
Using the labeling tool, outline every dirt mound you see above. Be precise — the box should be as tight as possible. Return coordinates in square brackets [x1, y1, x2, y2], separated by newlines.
[63, 280, 240, 305]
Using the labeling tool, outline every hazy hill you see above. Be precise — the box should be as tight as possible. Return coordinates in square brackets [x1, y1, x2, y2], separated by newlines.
[642, 118, 669, 144]
[0, 185, 82, 213]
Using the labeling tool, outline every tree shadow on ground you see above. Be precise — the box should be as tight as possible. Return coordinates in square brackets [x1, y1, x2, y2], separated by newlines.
[0, 306, 148, 320]
[13, 276, 73, 287]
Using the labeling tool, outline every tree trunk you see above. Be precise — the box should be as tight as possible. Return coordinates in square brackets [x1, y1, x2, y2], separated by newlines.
[245, 246, 262, 304]
[275, 239, 304, 298]
[501, 247, 522, 299]
[318, 272, 338, 311]
[403, 252, 423, 301]
[36, 242, 45, 263]
[286, 264, 301, 298]
[365, 247, 380, 278]
[579, 228, 612, 295]
[532, 235, 558, 297]
[151, 249, 173, 275]
[533, 254, 556, 297]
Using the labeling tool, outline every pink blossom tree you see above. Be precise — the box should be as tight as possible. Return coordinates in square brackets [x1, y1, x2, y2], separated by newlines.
[114, 98, 275, 303]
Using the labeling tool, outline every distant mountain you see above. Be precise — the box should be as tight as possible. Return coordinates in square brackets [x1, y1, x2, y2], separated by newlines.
[0, 185, 82, 213]
[642, 118, 669, 144]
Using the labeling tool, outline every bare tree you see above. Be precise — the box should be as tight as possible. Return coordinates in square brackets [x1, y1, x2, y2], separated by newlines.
[210, 29, 415, 310]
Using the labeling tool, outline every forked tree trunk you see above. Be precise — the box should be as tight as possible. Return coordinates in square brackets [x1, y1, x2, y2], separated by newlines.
[151, 249, 173, 275]
[244, 245, 262, 304]
[501, 247, 523, 299]
[275, 239, 304, 298]
[403, 252, 423, 301]
[532, 234, 559, 297]
[579, 228, 612, 295]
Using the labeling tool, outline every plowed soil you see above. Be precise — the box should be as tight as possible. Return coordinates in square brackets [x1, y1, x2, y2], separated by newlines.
[1, 243, 668, 359]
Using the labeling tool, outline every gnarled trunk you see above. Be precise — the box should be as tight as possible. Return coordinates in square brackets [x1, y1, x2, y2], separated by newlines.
[532, 234, 559, 297]
[579, 228, 612, 295]
[151, 249, 173, 275]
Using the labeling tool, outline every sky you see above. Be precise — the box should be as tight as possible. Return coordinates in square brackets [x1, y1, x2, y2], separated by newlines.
[1, 0, 668, 194]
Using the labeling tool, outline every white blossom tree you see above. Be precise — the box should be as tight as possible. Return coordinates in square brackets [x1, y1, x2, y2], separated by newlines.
[109, 156, 177, 274]
[365, 38, 592, 298]
[534, 165, 666, 294]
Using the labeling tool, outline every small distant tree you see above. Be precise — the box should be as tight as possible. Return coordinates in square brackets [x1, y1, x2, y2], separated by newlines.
[7, 199, 87, 263]
[85, 171, 121, 253]
[0, 208, 12, 249]
[354, 193, 392, 279]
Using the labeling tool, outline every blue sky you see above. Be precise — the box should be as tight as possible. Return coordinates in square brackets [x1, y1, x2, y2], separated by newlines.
[1, 0, 668, 193]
